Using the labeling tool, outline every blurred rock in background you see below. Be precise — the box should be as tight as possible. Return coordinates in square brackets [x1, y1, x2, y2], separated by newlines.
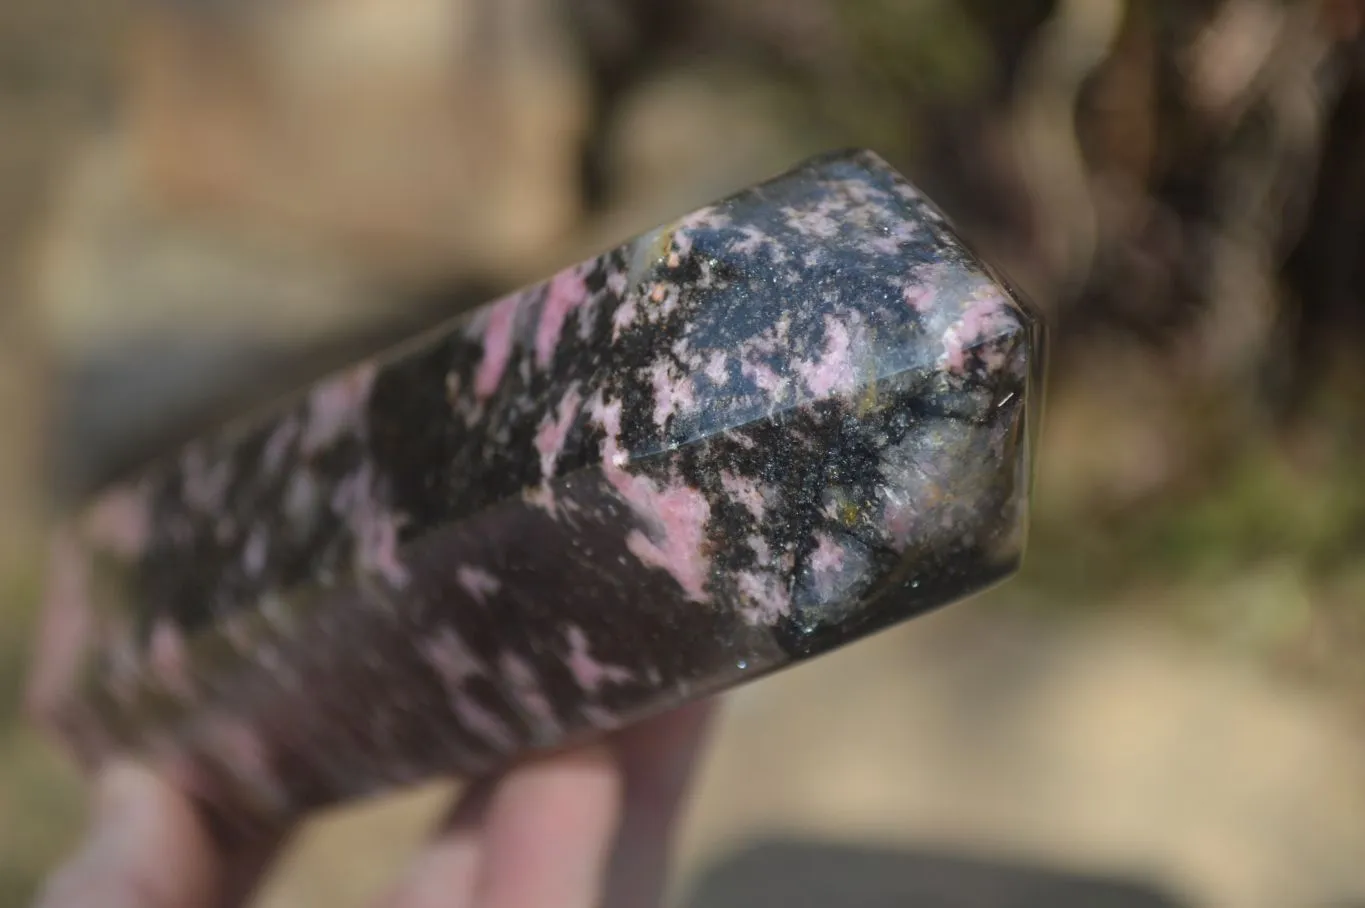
[4, 0, 1365, 905]
[38, 0, 596, 502]
[122, 0, 588, 280]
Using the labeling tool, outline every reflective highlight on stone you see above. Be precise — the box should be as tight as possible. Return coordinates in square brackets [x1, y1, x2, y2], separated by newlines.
[29, 150, 1044, 830]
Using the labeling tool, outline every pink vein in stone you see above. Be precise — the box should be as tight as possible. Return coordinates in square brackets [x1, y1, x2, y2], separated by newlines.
[475, 293, 521, 399]
[704, 351, 728, 383]
[797, 316, 857, 399]
[624, 483, 711, 602]
[301, 361, 378, 454]
[591, 272, 630, 341]
[721, 471, 767, 520]
[262, 417, 301, 473]
[810, 533, 847, 575]
[590, 395, 712, 602]
[675, 206, 731, 233]
[783, 200, 844, 240]
[649, 360, 697, 429]
[747, 534, 773, 567]
[864, 222, 917, 256]
[737, 570, 792, 625]
[904, 263, 954, 317]
[535, 384, 583, 481]
[645, 282, 681, 318]
[564, 626, 633, 693]
[727, 430, 757, 450]
[501, 652, 560, 736]
[882, 489, 918, 550]
[611, 293, 639, 341]
[732, 225, 768, 256]
[666, 229, 694, 268]
[535, 267, 589, 369]
[904, 279, 938, 314]
[357, 510, 409, 588]
[421, 627, 484, 686]
[804, 532, 859, 605]
[581, 704, 625, 731]
[741, 359, 786, 396]
[941, 287, 1018, 374]
[456, 565, 502, 605]
[422, 630, 517, 750]
[905, 286, 935, 314]
[455, 693, 518, 753]
[334, 464, 410, 588]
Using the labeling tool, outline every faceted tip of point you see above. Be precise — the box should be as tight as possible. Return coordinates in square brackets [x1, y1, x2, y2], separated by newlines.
[922, 280, 1035, 400]
[792, 293, 1039, 654]
[968, 267, 1047, 510]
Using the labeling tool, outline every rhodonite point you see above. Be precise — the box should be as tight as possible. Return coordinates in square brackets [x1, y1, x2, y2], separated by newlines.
[29, 149, 1043, 829]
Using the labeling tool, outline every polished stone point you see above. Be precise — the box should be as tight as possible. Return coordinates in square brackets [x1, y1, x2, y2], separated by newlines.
[28, 149, 1044, 830]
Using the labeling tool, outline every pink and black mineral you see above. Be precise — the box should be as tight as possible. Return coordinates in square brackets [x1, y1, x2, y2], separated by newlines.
[28, 150, 1044, 831]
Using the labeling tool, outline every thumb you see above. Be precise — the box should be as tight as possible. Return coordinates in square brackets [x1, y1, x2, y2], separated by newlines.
[32, 761, 222, 908]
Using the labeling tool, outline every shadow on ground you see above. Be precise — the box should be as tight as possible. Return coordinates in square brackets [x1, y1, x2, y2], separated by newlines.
[680, 838, 1190, 908]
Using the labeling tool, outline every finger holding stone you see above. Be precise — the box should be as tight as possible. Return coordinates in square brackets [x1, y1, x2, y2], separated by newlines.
[32, 761, 222, 908]
[470, 744, 624, 908]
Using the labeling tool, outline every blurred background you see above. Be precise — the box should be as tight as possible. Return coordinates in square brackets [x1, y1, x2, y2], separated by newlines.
[3, 0, 1365, 905]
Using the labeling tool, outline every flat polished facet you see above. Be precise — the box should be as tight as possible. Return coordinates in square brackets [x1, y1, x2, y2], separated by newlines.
[29, 149, 1045, 829]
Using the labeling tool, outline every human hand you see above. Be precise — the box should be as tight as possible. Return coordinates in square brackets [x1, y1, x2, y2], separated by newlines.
[31, 702, 714, 908]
